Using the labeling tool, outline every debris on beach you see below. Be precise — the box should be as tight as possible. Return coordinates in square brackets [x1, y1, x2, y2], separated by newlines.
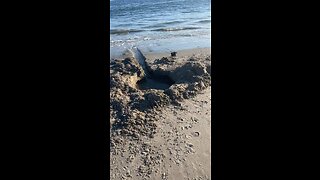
[171, 51, 177, 57]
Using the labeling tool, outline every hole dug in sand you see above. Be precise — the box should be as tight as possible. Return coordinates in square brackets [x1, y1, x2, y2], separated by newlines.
[110, 55, 211, 137]
[136, 75, 175, 90]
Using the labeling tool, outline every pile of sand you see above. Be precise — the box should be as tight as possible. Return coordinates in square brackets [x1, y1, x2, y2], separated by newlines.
[110, 54, 211, 140]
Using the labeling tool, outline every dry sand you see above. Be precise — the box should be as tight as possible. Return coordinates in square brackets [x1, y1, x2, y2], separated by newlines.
[110, 48, 212, 180]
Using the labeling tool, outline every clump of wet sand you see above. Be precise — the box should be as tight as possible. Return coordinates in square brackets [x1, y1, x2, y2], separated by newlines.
[110, 52, 211, 134]
[110, 49, 211, 180]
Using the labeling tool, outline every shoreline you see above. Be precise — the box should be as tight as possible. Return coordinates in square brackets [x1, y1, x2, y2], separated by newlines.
[144, 47, 211, 60]
[110, 46, 211, 61]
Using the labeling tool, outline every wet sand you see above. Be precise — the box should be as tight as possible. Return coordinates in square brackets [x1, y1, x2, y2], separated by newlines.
[144, 47, 211, 60]
[110, 47, 211, 180]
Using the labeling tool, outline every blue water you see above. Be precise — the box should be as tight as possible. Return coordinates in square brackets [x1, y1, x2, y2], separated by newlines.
[110, 0, 211, 58]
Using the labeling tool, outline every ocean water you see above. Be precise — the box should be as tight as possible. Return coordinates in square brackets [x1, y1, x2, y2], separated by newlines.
[110, 0, 211, 58]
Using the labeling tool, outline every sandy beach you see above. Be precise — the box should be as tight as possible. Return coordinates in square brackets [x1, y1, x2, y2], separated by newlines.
[110, 48, 211, 180]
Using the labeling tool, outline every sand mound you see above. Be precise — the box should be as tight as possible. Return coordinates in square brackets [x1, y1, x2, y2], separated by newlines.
[110, 54, 211, 141]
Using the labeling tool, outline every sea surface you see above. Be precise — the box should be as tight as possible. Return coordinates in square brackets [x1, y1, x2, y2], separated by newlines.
[110, 0, 211, 59]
